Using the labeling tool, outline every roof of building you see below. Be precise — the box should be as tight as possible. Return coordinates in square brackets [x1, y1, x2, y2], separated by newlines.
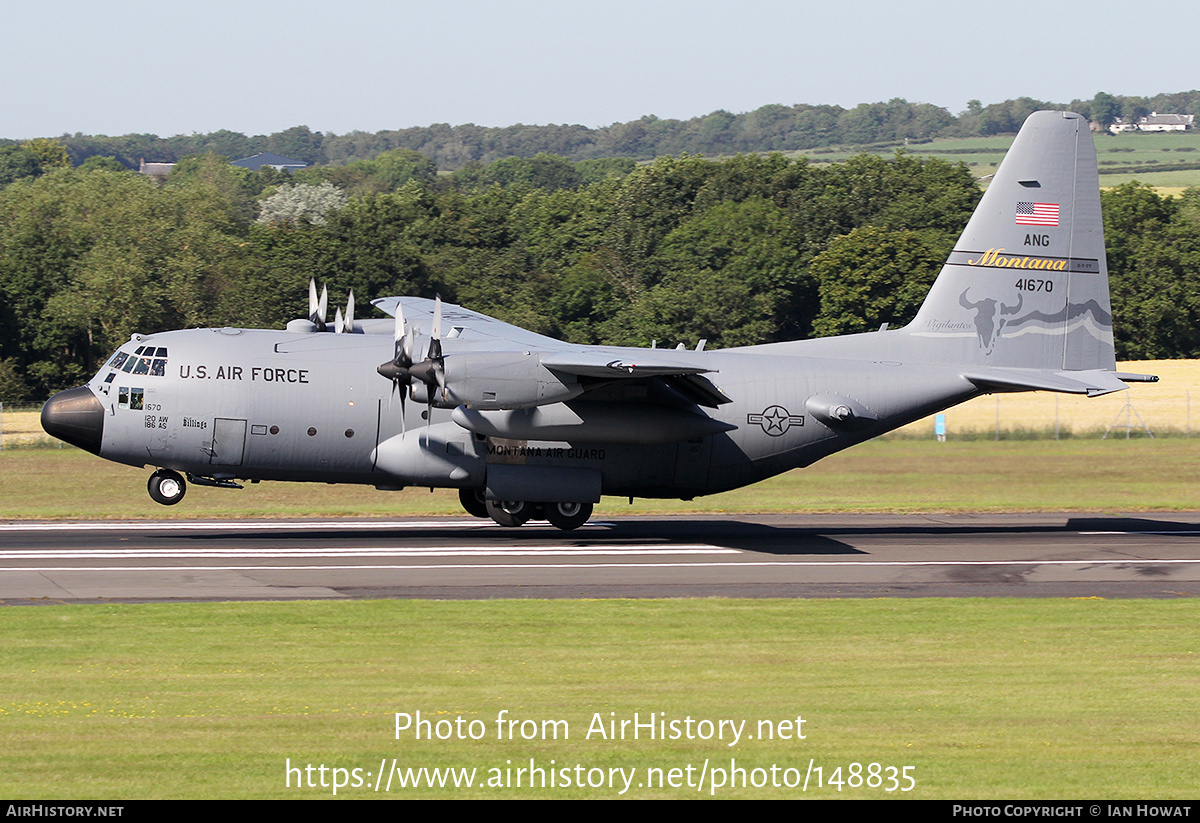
[230, 152, 308, 170]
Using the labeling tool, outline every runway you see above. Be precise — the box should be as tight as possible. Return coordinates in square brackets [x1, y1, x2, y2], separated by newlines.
[3, 512, 1200, 603]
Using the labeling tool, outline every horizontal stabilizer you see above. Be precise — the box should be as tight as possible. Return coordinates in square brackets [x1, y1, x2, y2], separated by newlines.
[962, 368, 1152, 397]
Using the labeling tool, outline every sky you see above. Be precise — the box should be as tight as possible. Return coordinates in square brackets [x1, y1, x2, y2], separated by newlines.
[4, 0, 1198, 139]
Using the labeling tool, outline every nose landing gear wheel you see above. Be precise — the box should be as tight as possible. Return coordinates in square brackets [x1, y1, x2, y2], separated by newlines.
[545, 501, 593, 531]
[147, 469, 186, 506]
[486, 499, 531, 527]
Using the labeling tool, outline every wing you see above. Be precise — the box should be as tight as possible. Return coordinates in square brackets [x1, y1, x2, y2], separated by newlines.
[539, 351, 730, 407]
[373, 297, 730, 408]
[371, 296, 563, 349]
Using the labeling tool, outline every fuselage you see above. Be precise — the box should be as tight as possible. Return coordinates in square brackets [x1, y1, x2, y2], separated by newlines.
[46, 323, 982, 500]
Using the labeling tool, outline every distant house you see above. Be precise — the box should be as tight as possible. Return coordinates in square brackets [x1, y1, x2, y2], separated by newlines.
[230, 152, 308, 173]
[1108, 113, 1195, 134]
[138, 159, 175, 178]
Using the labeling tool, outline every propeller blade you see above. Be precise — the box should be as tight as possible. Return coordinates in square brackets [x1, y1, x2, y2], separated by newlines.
[341, 291, 355, 334]
[394, 300, 405, 346]
[434, 360, 447, 403]
[334, 307, 344, 334]
[308, 278, 328, 331]
[393, 301, 413, 365]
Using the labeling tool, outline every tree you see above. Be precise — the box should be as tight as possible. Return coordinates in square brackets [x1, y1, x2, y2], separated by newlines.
[0, 146, 42, 185]
[267, 126, 326, 165]
[650, 197, 806, 344]
[0, 357, 28, 402]
[1090, 92, 1121, 129]
[79, 155, 129, 173]
[23, 138, 72, 170]
[809, 226, 947, 336]
[1102, 183, 1200, 358]
[257, 182, 348, 226]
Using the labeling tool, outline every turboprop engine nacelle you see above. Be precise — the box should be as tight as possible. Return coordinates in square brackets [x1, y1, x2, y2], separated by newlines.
[451, 401, 737, 445]
[371, 422, 486, 486]
[411, 351, 585, 410]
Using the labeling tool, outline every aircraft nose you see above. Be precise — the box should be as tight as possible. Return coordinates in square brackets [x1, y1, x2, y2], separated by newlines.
[41, 386, 105, 455]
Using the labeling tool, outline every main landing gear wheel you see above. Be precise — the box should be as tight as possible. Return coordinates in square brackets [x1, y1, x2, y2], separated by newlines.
[545, 501, 593, 531]
[458, 488, 489, 518]
[147, 469, 186, 506]
[486, 499, 531, 527]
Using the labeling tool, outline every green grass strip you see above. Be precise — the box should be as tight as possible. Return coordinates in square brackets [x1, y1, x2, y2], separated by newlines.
[2, 598, 1197, 799]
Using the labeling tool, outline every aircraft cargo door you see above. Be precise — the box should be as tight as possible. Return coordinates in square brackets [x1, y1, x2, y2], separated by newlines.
[209, 418, 247, 466]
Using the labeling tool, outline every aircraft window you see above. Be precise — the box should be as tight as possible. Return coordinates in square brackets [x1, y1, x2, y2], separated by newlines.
[130, 389, 144, 410]
[131, 358, 150, 375]
[104, 373, 115, 384]
[121, 357, 137, 373]
[118, 388, 129, 408]
[108, 352, 129, 370]
[135, 346, 148, 356]
[150, 359, 166, 377]
[155, 347, 168, 357]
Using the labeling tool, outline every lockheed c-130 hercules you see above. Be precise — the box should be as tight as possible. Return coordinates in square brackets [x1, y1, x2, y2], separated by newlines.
[41, 111, 1156, 530]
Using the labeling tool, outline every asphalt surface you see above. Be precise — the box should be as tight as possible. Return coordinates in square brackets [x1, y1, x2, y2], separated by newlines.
[3, 512, 1200, 604]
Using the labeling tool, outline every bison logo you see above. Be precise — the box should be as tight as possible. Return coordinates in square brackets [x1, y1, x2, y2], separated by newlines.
[959, 289, 1024, 353]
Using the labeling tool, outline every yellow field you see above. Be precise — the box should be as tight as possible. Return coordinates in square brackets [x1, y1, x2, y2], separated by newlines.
[0, 408, 52, 447]
[897, 360, 1198, 437]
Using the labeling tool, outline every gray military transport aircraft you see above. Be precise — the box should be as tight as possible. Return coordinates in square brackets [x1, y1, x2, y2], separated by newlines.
[41, 111, 1156, 529]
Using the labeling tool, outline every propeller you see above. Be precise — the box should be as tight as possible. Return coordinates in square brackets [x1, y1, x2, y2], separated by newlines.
[376, 295, 449, 437]
[377, 301, 415, 431]
[408, 294, 447, 403]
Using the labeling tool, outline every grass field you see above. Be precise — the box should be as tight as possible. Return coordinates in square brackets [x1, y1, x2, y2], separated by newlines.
[790, 131, 1200, 189]
[2, 598, 1197, 799]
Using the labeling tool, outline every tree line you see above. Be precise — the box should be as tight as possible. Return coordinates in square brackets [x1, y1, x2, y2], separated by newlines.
[5, 91, 1200, 174]
[1, 143, 1198, 403]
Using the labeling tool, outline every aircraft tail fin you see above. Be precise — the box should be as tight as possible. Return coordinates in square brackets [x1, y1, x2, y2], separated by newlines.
[903, 111, 1115, 373]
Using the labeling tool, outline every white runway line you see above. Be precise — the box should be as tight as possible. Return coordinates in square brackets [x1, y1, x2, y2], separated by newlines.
[0, 519, 497, 532]
[0, 544, 735, 559]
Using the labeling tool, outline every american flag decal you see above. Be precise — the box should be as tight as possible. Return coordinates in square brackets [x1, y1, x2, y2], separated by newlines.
[1015, 202, 1059, 226]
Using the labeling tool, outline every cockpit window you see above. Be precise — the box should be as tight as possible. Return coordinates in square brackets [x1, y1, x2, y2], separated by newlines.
[111, 346, 168, 377]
